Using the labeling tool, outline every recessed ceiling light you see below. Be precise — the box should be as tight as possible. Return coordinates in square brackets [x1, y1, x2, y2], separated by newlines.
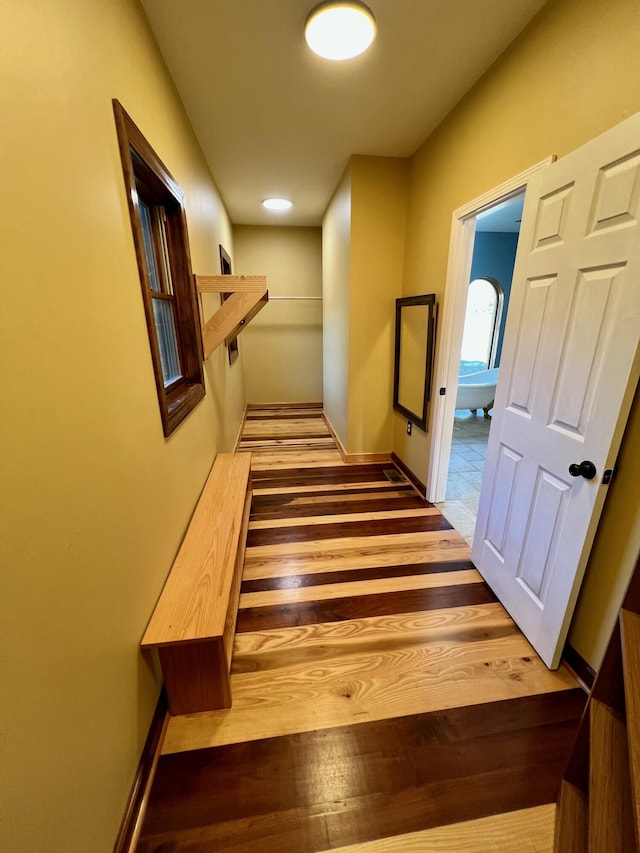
[262, 197, 293, 211]
[305, 1, 376, 61]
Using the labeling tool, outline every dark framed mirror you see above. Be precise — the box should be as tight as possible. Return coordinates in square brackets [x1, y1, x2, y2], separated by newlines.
[393, 294, 437, 431]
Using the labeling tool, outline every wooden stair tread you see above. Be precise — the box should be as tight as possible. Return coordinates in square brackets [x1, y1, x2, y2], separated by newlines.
[588, 698, 636, 853]
[621, 608, 640, 847]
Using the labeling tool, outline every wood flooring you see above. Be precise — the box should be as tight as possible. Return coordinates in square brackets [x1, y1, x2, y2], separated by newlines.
[136, 405, 584, 853]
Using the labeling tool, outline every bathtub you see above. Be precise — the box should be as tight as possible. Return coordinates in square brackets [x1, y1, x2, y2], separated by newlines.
[455, 368, 499, 415]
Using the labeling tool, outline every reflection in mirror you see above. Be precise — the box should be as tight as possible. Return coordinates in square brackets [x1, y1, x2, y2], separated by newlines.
[398, 305, 428, 415]
[393, 294, 436, 431]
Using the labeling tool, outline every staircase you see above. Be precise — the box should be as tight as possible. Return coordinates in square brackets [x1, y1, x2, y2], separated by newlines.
[555, 556, 640, 851]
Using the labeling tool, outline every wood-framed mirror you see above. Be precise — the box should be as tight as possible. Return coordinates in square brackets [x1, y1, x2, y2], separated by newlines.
[393, 294, 437, 431]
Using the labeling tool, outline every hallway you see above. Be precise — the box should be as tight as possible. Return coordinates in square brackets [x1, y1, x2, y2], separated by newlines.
[137, 406, 584, 852]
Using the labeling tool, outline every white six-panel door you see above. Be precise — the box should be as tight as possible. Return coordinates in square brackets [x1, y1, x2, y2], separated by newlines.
[472, 112, 640, 668]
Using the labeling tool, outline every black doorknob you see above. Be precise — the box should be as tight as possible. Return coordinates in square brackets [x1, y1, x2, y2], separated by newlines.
[569, 460, 597, 480]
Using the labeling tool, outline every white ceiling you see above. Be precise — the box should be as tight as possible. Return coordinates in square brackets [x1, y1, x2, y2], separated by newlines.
[476, 193, 525, 232]
[140, 0, 549, 226]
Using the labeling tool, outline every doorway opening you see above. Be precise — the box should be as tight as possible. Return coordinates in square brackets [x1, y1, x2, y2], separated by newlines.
[425, 159, 556, 537]
[435, 194, 523, 542]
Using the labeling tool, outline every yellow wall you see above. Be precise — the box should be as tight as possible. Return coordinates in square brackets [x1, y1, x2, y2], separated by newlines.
[3, 3, 639, 850]
[397, 0, 640, 666]
[568, 394, 640, 669]
[233, 226, 323, 404]
[348, 156, 409, 454]
[323, 157, 408, 453]
[0, 1, 245, 850]
[322, 165, 352, 447]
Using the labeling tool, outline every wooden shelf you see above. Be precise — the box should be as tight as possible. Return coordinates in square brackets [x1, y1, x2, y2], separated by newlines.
[195, 274, 268, 358]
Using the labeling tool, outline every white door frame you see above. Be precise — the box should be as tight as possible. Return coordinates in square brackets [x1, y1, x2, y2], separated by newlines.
[426, 157, 556, 504]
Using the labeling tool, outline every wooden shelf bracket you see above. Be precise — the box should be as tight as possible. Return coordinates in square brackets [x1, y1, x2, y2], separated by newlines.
[195, 274, 269, 359]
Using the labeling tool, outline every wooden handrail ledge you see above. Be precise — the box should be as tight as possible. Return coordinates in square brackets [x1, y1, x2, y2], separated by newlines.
[196, 274, 268, 358]
[141, 452, 252, 715]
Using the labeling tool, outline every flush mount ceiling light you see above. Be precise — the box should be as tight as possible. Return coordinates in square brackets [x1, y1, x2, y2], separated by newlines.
[305, 1, 376, 61]
[262, 197, 293, 211]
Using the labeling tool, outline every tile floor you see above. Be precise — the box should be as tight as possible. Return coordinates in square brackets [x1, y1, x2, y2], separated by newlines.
[436, 411, 491, 545]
